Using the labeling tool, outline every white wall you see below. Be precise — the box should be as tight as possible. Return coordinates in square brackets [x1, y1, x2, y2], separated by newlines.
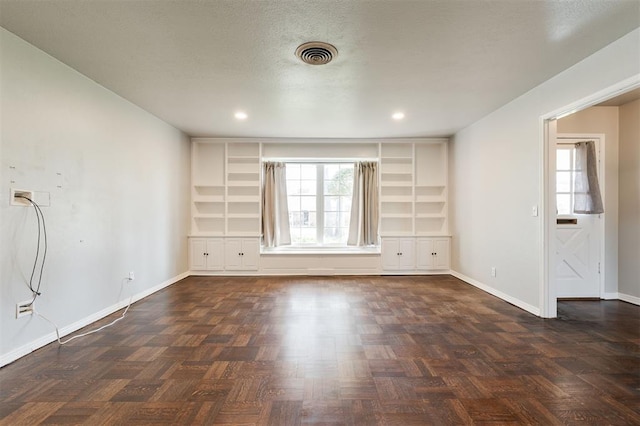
[618, 99, 640, 300]
[0, 28, 191, 364]
[557, 106, 619, 295]
[449, 28, 640, 314]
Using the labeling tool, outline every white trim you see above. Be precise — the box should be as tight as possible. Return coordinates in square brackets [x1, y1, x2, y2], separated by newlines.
[618, 293, 640, 306]
[602, 292, 619, 300]
[0, 271, 189, 368]
[262, 158, 379, 163]
[192, 137, 449, 145]
[541, 75, 640, 121]
[261, 247, 381, 255]
[540, 74, 640, 318]
[450, 270, 541, 316]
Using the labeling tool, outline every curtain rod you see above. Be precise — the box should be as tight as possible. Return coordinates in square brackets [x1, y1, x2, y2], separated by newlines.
[262, 158, 379, 163]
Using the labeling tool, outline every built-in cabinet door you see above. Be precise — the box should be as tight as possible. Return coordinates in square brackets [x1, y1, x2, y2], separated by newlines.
[239, 239, 259, 270]
[381, 238, 415, 270]
[416, 238, 450, 270]
[398, 239, 415, 270]
[190, 238, 224, 270]
[225, 238, 259, 271]
[416, 238, 434, 270]
[190, 239, 207, 270]
[205, 239, 225, 270]
[433, 239, 450, 270]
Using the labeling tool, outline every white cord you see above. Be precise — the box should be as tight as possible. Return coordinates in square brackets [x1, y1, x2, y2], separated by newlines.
[33, 281, 134, 345]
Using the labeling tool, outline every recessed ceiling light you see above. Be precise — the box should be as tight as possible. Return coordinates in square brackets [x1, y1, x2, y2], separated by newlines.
[234, 111, 248, 120]
[392, 112, 405, 120]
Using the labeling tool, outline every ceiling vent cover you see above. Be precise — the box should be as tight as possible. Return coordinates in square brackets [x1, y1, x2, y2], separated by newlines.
[295, 41, 338, 65]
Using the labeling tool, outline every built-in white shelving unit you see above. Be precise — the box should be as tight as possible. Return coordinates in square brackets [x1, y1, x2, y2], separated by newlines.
[190, 140, 261, 273]
[379, 140, 450, 272]
[380, 143, 414, 236]
[379, 140, 448, 237]
[226, 142, 261, 236]
[190, 138, 450, 274]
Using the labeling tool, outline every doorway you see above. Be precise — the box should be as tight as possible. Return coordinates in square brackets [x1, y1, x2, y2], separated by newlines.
[541, 77, 640, 318]
[555, 135, 604, 298]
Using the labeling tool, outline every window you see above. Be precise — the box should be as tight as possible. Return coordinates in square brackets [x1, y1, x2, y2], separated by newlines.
[556, 145, 576, 216]
[286, 163, 354, 245]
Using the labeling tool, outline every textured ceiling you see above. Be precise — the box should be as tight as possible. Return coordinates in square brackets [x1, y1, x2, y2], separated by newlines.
[0, 0, 638, 138]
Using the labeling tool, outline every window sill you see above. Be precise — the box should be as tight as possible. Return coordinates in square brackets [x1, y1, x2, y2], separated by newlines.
[261, 246, 380, 255]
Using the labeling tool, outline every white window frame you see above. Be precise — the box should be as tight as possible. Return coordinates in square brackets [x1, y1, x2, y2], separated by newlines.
[285, 161, 354, 247]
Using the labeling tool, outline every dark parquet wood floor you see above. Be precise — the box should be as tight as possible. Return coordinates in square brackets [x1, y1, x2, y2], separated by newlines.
[1, 275, 639, 425]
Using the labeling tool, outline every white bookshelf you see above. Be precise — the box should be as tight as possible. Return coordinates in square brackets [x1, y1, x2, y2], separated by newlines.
[191, 143, 225, 235]
[379, 141, 448, 237]
[379, 143, 414, 236]
[226, 142, 261, 235]
[414, 142, 448, 235]
[190, 140, 262, 237]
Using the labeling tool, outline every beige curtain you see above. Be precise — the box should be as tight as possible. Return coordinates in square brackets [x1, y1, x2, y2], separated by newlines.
[574, 141, 604, 214]
[348, 161, 379, 246]
[262, 162, 291, 247]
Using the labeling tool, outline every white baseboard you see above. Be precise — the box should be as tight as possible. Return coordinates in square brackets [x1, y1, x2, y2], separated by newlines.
[0, 271, 189, 368]
[617, 292, 640, 306]
[602, 292, 619, 300]
[450, 270, 541, 316]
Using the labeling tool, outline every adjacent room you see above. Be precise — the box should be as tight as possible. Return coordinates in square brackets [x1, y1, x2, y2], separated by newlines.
[1, 1, 638, 424]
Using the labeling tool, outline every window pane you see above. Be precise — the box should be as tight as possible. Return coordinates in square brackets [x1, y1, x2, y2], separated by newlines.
[289, 211, 299, 226]
[324, 165, 353, 195]
[339, 166, 354, 194]
[325, 164, 340, 180]
[557, 171, 571, 192]
[557, 194, 571, 215]
[287, 180, 301, 196]
[325, 212, 339, 227]
[325, 196, 340, 211]
[286, 164, 301, 180]
[300, 227, 317, 244]
[301, 164, 316, 179]
[339, 212, 351, 227]
[557, 149, 571, 171]
[300, 196, 316, 211]
[300, 180, 316, 195]
[288, 196, 300, 211]
[340, 196, 352, 212]
[324, 227, 347, 244]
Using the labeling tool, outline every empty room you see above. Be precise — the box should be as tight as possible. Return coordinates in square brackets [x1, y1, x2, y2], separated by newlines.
[1, 1, 639, 424]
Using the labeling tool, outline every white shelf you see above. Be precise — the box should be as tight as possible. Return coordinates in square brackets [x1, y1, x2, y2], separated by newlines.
[194, 214, 225, 219]
[227, 181, 260, 187]
[227, 196, 260, 202]
[380, 232, 414, 237]
[416, 196, 445, 202]
[381, 214, 413, 218]
[381, 182, 412, 187]
[194, 196, 225, 202]
[228, 214, 260, 219]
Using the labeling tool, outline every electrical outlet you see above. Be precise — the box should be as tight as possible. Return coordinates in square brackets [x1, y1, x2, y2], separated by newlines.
[491, 267, 497, 277]
[10, 189, 34, 206]
[16, 300, 33, 318]
[128, 271, 135, 281]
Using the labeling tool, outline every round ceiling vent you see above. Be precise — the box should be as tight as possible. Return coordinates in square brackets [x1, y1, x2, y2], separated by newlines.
[295, 41, 338, 65]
